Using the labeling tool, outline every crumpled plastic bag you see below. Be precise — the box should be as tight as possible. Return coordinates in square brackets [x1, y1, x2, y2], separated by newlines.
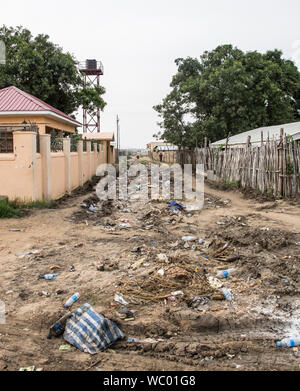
[63, 302, 124, 354]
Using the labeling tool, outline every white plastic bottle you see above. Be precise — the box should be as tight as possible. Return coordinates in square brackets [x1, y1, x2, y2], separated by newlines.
[221, 288, 232, 302]
[64, 293, 80, 308]
[277, 338, 300, 347]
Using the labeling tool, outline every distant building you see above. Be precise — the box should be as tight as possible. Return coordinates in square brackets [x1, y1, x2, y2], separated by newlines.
[211, 121, 300, 148]
[147, 141, 177, 152]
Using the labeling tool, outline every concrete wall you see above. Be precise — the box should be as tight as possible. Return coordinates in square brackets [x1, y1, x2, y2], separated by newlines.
[0, 132, 114, 201]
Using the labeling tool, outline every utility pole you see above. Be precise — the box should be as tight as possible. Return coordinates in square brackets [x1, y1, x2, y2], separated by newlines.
[116, 115, 120, 164]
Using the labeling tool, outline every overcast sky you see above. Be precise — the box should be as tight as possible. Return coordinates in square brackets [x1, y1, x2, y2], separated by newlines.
[1, 0, 300, 148]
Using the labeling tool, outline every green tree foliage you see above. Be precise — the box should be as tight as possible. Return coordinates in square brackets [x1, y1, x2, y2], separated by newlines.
[154, 44, 300, 147]
[0, 26, 106, 116]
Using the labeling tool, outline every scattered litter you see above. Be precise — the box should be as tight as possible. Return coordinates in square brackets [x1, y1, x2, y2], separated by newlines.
[74, 243, 84, 248]
[221, 288, 232, 302]
[217, 222, 225, 225]
[41, 291, 50, 297]
[41, 274, 58, 280]
[157, 254, 168, 263]
[119, 223, 131, 228]
[226, 353, 235, 359]
[59, 344, 71, 351]
[19, 366, 35, 371]
[182, 236, 197, 242]
[97, 264, 105, 271]
[16, 250, 39, 258]
[168, 201, 184, 211]
[277, 338, 300, 347]
[9, 229, 22, 232]
[114, 294, 128, 306]
[157, 268, 165, 276]
[69, 265, 75, 272]
[216, 268, 236, 279]
[207, 276, 223, 289]
[50, 265, 61, 271]
[63, 303, 124, 354]
[118, 308, 134, 319]
[64, 292, 80, 308]
[128, 337, 140, 343]
[171, 291, 184, 296]
[47, 312, 72, 339]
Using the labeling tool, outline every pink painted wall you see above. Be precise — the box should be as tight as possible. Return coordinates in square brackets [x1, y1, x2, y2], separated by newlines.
[50, 152, 65, 200]
[0, 133, 114, 201]
[70, 153, 79, 191]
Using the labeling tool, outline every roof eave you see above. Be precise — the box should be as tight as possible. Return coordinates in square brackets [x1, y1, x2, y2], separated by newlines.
[0, 110, 81, 127]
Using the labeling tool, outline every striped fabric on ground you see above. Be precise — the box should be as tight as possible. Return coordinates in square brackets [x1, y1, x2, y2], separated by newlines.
[63, 303, 124, 354]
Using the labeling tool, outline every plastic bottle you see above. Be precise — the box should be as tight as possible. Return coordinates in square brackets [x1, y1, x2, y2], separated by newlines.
[221, 288, 232, 302]
[128, 337, 140, 343]
[64, 292, 80, 308]
[216, 268, 236, 279]
[42, 274, 58, 280]
[182, 236, 197, 242]
[47, 312, 72, 339]
[276, 338, 300, 347]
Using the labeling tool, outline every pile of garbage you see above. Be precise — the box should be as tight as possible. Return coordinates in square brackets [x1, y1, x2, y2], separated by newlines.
[118, 261, 217, 304]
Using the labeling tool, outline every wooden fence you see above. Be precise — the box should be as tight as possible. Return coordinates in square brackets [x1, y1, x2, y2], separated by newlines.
[175, 136, 300, 198]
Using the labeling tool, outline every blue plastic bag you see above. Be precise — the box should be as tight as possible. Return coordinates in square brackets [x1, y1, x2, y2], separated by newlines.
[168, 201, 184, 211]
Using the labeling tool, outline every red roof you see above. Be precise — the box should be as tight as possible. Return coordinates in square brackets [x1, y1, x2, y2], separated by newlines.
[0, 86, 81, 125]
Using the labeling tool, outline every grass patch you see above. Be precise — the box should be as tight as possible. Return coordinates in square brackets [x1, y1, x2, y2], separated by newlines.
[9, 199, 54, 209]
[0, 199, 54, 218]
[0, 200, 20, 218]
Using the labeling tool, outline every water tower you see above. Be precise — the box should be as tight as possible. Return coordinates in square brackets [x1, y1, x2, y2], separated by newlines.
[79, 59, 104, 133]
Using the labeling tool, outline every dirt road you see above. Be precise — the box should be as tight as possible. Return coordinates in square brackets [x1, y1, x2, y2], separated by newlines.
[0, 177, 300, 371]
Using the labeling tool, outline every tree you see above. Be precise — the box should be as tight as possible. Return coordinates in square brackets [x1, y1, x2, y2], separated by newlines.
[0, 26, 106, 116]
[154, 45, 300, 147]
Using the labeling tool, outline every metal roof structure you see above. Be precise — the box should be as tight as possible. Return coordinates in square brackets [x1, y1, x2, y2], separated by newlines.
[211, 121, 300, 147]
[0, 86, 81, 126]
[82, 132, 114, 141]
[154, 145, 178, 151]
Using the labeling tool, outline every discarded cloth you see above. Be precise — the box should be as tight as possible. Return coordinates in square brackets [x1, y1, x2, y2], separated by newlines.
[63, 303, 124, 354]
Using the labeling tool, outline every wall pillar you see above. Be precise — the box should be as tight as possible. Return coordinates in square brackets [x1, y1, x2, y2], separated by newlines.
[78, 140, 84, 187]
[103, 141, 108, 163]
[87, 141, 92, 180]
[13, 131, 38, 201]
[63, 138, 71, 193]
[40, 134, 51, 201]
[93, 143, 97, 174]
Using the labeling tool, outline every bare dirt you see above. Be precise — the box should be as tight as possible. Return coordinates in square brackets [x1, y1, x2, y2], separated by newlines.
[1, 168, 300, 371]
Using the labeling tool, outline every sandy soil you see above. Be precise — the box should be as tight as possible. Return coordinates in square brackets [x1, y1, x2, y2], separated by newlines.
[1, 171, 300, 371]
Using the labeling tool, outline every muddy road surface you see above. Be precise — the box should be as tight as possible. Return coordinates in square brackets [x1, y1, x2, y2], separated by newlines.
[0, 179, 300, 371]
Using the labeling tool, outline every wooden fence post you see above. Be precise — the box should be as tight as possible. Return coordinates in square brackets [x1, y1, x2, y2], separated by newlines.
[279, 128, 284, 197]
